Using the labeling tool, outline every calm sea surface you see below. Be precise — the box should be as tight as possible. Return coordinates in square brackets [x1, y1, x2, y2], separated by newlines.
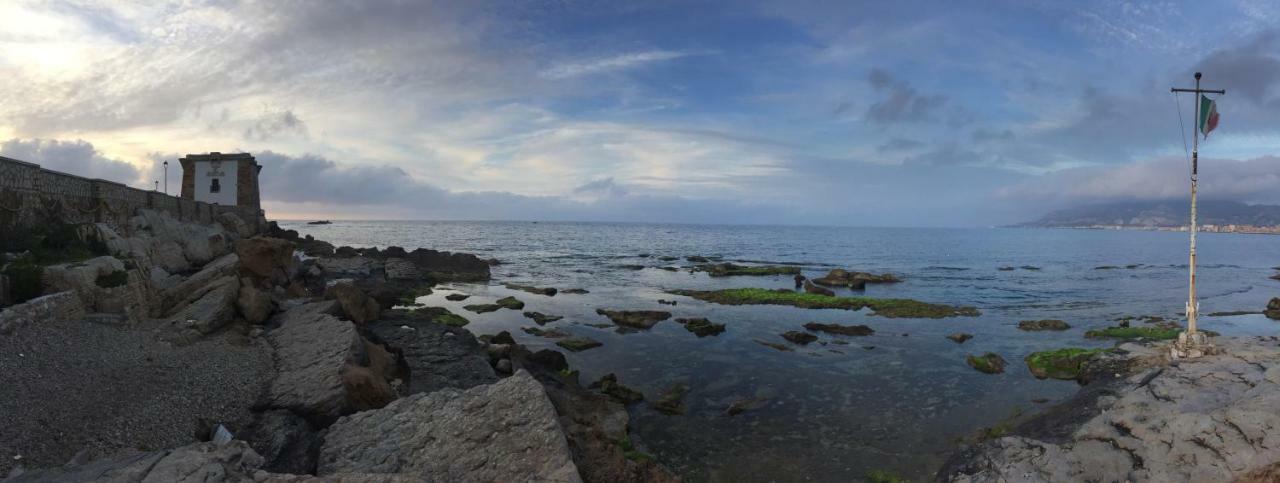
[280, 221, 1280, 481]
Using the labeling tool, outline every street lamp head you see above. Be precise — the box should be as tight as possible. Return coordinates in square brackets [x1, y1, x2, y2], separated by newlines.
[1195, 71, 1202, 80]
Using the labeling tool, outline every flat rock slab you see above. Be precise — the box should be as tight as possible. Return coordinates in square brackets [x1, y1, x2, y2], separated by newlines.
[165, 275, 239, 343]
[595, 309, 671, 329]
[946, 336, 1280, 482]
[366, 311, 497, 396]
[7, 441, 264, 483]
[318, 370, 581, 482]
[265, 301, 362, 425]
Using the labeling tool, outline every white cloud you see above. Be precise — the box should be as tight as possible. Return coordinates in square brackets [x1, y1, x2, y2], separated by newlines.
[539, 50, 695, 79]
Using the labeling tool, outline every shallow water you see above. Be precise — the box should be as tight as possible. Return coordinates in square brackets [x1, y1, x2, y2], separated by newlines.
[282, 221, 1280, 481]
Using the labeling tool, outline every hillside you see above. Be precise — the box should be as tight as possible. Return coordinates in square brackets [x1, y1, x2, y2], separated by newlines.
[1020, 200, 1280, 228]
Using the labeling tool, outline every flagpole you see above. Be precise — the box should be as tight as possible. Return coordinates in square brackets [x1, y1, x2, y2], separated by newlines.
[1170, 72, 1224, 358]
[1188, 72, 1200, 338]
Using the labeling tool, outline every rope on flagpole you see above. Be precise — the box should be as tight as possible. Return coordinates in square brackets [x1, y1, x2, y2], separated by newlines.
[1172, 92, 1192, 179]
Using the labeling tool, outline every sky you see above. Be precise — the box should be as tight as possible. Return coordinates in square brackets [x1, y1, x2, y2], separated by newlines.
[1, 0, 1279, 226]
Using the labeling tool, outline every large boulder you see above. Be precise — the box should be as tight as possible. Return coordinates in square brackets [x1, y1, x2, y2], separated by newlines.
[159, 253, 241, 312]
[217, 211, 254, 239]
[41, 256, 125, 310]
[0, 291, 85, 335]
[811, 268, 900, 288]
[318, 370, 581, 482]
[324, 279, 381, 325]
[164, 275, 240, 343]
[6, 441, 263, 482]
[234, 237, 296, 284]
[265, 301, 394, 425]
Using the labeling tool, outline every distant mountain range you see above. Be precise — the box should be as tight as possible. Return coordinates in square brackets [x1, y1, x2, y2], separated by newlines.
[1019, 200, 1280, 228]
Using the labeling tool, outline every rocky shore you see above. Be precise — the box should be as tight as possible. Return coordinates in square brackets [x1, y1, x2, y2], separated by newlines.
[938, 336, 1280, 482]
[0, 211, 676, 482]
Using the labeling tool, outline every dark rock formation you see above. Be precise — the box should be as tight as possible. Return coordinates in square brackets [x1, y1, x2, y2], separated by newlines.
[1019, 319, 1071, 331]
[966, 352, 1007, 374]
[505, 283, 558, 296]
[811, 268, 900, 288]
[595, 309, 672, 329]
[947, 333, 974, 343]
[1266, 297, 1280, 320]
[676, 317, 726, 337]
[803, 322, 873, 336]
[803, 280, 835, 296]
[524, 311, 564, 325]
[557, 337, 603, 352]
[782, 330, 818, 345]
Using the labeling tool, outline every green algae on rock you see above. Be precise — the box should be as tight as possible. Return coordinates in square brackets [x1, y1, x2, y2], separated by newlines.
[1024, 348, 1111, 380]
[556, 337, 603, 352]
[595, 309, 672, 329]
[803, 322, 874, 336]
[966, 352, 1007, 374]
[675, 317, 725, 337]
[652, 383, 690, 415]
[522, 311, 564, 325]
[591, 373, 644, 404]
[503, 283, 557, 296]
[668, 288, 980, 318]
[411, 307, 470, 327]
[495, 296, 525, 310]
[1085, 326, 1180, 340]
[1017, 319, 1071, 331]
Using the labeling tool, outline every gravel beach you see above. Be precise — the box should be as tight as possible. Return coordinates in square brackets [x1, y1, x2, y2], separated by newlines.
[0, 317, 273, 476]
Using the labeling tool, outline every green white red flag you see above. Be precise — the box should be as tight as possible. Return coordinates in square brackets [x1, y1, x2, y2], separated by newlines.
[1199, 94, 1219, 138]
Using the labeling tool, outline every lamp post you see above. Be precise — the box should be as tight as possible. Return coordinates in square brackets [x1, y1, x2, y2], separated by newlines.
[163, 160, 169, 195]
[154, 180, 159, 192]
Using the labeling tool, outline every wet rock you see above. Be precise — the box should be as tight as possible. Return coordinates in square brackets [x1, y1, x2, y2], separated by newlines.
[781, 330, 818, 345]
[657, 256, 678, 262]
[495, 358, 513, 374]
[693, 262, 800, 277]
[1266, 297, 1280, 320]
[523, 311, 564, 325]
[966, 352, 1007, 374]
[1018, 319, 1071, 331]
[998, 266, 1015, 271]
[658, 266, 679, 272]
[726, 396, 768, 416]
[618, 264, 646, 270]
[529, 349, 569, 372]
[504, 283, 557, 296]
[367, 309, 496, 396]
[562, 288, 590, 294]
[318, 370, 580, 482]
[947, 333, 974, 343]
[811, 268, 901, 287]
[652, 383, 690, 415]
[324, 279, 381, 325]
[444, 293, 470, 301]
[591, 373, 644, 404]
[496, 296, 525, 310]
[657, 299, 678, 306]
[803, 280, 835, 296]
[402, 248, 492, 282]
[239, 409, 323, 474]
[675, 317, 726, 337]
[557, 337, 603, 352]
[523, 326, 571, 338]
[803, 322, 873, 336]
[463, 303, 502, 313]
[686, 256, 711, 263]
[596, 309, 672, 329]
[754, 339, 794, 352]
[489, 330, 516, 345]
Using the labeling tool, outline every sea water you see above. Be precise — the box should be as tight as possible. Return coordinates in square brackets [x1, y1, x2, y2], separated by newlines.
[282, 221, 1280, 481]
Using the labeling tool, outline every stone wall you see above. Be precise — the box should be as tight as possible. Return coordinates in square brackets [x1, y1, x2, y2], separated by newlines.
[0, 155, 264, 234]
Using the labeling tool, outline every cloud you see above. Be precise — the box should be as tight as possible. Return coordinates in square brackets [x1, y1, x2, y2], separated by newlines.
[865, 68, 948, 124]
[573, 177, 630, 198]
[998, 155, 1280, 205]
[539, 50, 695, 80]
[1193, 30, 1280, 103]
[876, 138, 924, 152]
[0, 138, 141, 185]
[244, 109, 308, 141]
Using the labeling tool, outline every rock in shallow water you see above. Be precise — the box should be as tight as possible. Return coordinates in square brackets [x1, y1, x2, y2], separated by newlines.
[966, 352, 1007, 374]
[596, 309, 671, 329]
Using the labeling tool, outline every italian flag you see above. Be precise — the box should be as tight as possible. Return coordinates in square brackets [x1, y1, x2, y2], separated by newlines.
[1199, 94, 1219, 138]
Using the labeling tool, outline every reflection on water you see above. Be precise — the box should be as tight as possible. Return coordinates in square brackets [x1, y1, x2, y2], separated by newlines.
[282, 221, 1280, 481]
